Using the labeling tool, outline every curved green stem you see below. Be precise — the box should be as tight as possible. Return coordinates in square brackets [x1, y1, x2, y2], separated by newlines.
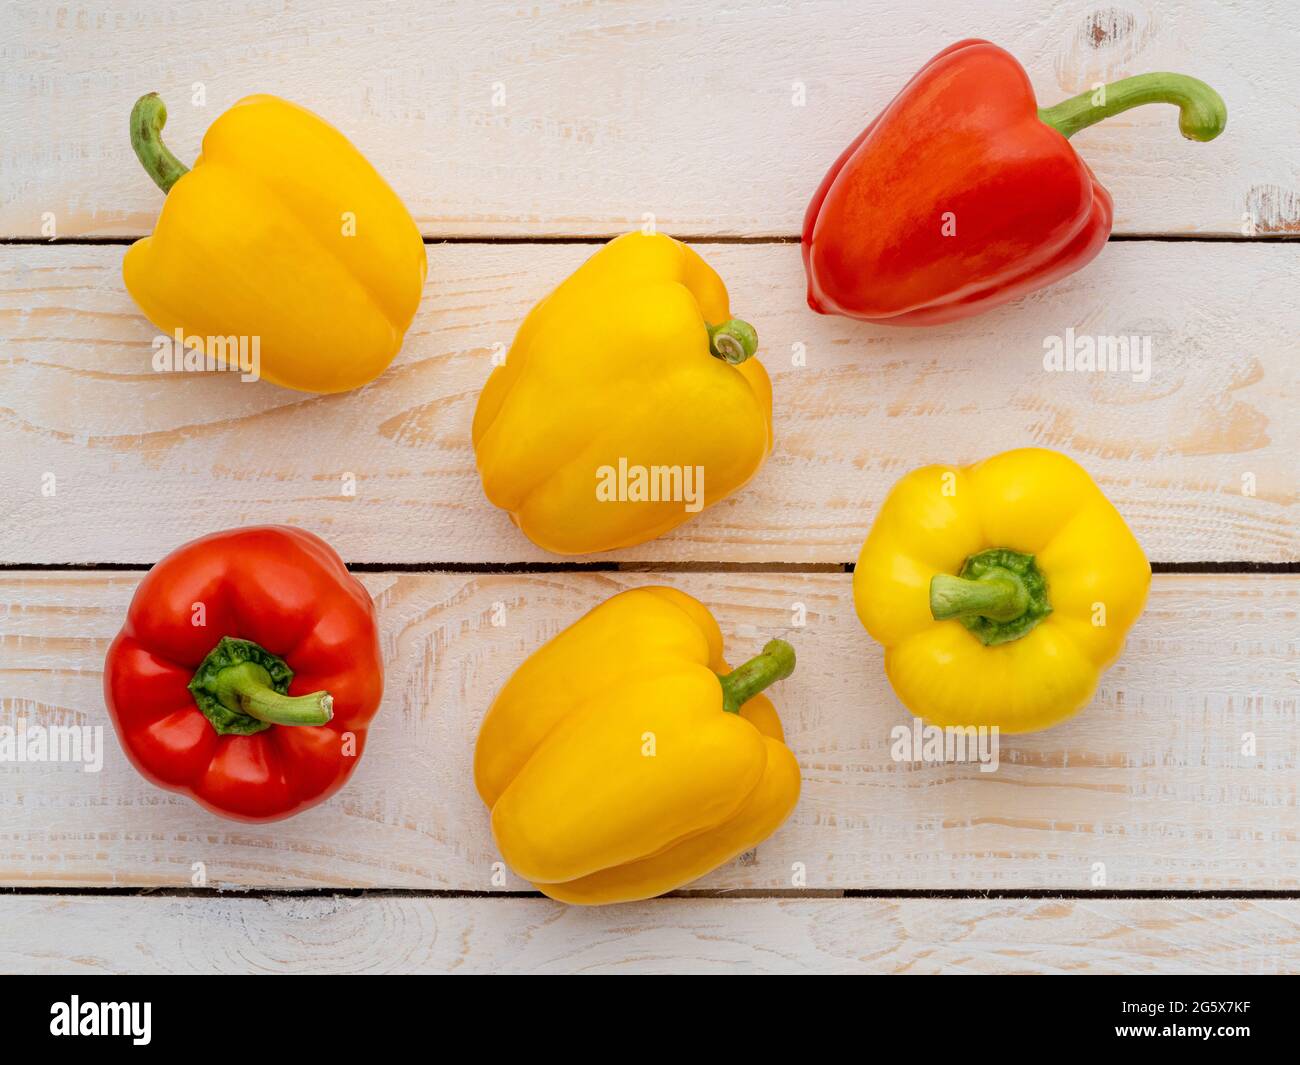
[1039, 72, 1226, 142]
[130, 93, 190, 193]
[717, 638, 795, 713]
[929, 548, 1052, 647]
[708, 318, 758, 365]
[188, 636, 332, 735]
[212, 661, 334, 727]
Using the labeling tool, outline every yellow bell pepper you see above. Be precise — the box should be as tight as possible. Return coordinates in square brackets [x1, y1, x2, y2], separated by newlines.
[472, 233, 773, 554]
[854, 448, 1150, 733]
[474, 587, 800, 905]
[123, 93, 426, 394]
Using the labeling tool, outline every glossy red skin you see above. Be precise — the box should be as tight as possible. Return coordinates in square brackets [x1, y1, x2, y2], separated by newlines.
[104, 526, 382, 822]
[802, 39, 1113, 325]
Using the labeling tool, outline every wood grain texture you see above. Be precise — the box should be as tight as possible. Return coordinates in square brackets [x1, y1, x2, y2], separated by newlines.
[2, 0, 1295, 238]
[1, 242, 1293, 565]
[5, 895, 1298, 974]
[2, 570, 1294, 890]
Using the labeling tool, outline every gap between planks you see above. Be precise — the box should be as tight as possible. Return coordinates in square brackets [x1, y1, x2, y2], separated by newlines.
[5, 887, 1300, 900]
[0, 562, 1293, 573]
[3, 235, 1300, 247]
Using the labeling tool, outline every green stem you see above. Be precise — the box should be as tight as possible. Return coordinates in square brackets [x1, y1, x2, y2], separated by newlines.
[707, 318, 758, 365]
[928, 548, 1052, 647]
[717, 639, 795, 713]
[130, 93, 190, 193]
[188, 636, 332, 735]
[1038, 72, 1226, 142]
[930, 573, 1026, 622]
[212, 661, 334, 727]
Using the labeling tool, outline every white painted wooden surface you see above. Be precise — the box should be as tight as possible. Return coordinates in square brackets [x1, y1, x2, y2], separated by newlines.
[3, 570, 1295, 890]
[5, 896, 1297, 974]
[2, 0, 1297, 974]
[1, 243, 1294, 564]
[2, 0, 1296, 237]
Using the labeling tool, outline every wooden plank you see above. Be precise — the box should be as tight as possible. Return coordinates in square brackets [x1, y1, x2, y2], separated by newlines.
[1, 570, 1294, 890]
[1, 1, 1293, 238]
[0, 242, 1293, 565]
[5, 895, 1297, 974]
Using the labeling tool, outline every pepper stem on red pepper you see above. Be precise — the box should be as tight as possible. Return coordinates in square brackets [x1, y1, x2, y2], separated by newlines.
[717, 638, 796, 713]
[130, 93, 190, 194]
[188, 636, 332, 735]
[930, 548, 1052, 646]
[1038, 73, 1227, 142]
[708, 319, 758, 365]
[213, 661, 334, 727]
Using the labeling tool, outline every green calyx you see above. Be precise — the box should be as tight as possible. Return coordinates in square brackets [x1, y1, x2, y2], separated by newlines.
[930, 548, 1051, 647]
[717, 638, 796, 714]
[1038, 72, 1226, 142]
[130, 92, 190, 194]
[188, 637, 333, 736]
[707, 318, 758, 365]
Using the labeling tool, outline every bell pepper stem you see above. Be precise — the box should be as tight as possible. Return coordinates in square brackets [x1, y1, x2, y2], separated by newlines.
[929, 548, 1052, 646]
[1039, 72, 1227, 142]
[708, 318, 758, 365]
[717, 638, 795, 714]
[930, 573, 1027, 623]
[189, 637, 332, 734]
[212, 661, 333, 727]
[130, 92, 190, 193]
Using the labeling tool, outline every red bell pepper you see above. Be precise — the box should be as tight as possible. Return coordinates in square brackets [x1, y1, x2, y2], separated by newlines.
[802, 39, 1227, 325]
[104, 526, 383, 822]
